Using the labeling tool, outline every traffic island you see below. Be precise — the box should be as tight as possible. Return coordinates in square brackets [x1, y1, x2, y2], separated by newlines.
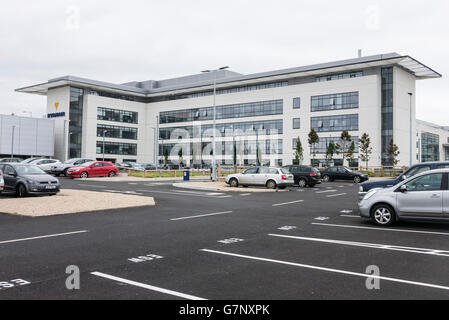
[0, 189, 155, 217]
[173, 181, 290, 192]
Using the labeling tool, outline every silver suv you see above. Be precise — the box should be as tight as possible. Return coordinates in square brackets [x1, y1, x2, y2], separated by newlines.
[225, 166, 294, 189]
[359, 168, 449, 226]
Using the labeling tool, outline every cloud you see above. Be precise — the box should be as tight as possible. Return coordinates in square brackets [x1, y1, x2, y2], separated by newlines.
[0, 0, 448, 125]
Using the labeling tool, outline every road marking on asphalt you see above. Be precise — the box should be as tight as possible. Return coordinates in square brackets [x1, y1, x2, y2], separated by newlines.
[172, 190, 223, 195]
[340, 210, 353, 214]
[170, 211, 233, 221]
[240, 193, 251, 196]
[340, 215, 360, 218]
[77, 184, 108, 188]
[268, 234, 449, 257]
[201, 249, 449, 292]
[326, 193, 347, 198]
[296, 189, 304, 192]
[90, 272, 206, 300]
[312, 223, 449, 236]
[278, 226, 297, 231]
[272, 200, 304, 207]
[314, 217, 329, 221]
[136, 189, 224, 198]
[316, 190, 337, 194]
[102, 190, 144, 195]
[0, 230, 88, 245]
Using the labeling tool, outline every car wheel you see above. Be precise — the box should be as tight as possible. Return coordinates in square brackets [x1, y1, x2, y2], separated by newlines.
[323, 175, 331, 182]
[108, 171, 116, 177]
[16, 184, 27, 198]
[229, 178, 239, 188]
[64, 169, 69, 177]
[80, 171, 88, 179]
[298, 178, 307, 188]
[266, 180, 277, 189]
[353, 176, 361, 183]
[371, 204, 396, 226]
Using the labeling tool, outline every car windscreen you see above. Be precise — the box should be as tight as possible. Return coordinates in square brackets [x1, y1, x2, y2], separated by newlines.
[15, 165, 46, 175]
[64, 159, 79, 164]
[280, 168, 290, 174]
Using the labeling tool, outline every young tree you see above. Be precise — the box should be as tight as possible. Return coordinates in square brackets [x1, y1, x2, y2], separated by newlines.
[308, 129, 319, 166]
[387, 139, 400, 166]
[178, 148, 183, 166]
[256, 145, 261, 166]
[325, 140, 336, 166]
[294, 137, 304, 165]
[233, 141, 237, 166]
[346, 141, 355, 167]
[359, 133, 372, 170]
[336, 130, 352, 166]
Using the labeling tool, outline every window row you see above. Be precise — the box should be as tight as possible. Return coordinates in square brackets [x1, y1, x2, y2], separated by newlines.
[159, 100, 283, 124]
[97, 124, 138, 140]
[159, 120, 283, 140]
[311, 92, 359, 112]
[96, 141, 137, 155]
[311, 114, 359, 132]
[292, 136, 359, 153]
[159, 139, 283, 156]
[315, 71, 363, 82]
[97, 107, 138, 124]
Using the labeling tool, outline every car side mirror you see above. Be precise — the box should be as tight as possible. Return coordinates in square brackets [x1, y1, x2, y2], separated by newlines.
[400, 184, 407, 192]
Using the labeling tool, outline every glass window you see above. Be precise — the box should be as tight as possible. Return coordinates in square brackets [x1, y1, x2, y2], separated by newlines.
[405, 173, 443, 192]
[293, 118, 300, 129]
[3, 165, 15, 175]
[421, 132, 440, 162]
[97, 107, 138, 124]
[311, 92, 358, 112]
[403, 165, 431, 179]
[244, 167, 258, 174]
[311, 114, 358, 132]
[293, 97, 300, 109]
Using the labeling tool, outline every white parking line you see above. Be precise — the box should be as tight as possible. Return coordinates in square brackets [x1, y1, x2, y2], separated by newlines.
[91, 272, 206, 300]
[316, 190, 337, 194]
[170, 211, 233, 221]
[272, 200, 304, 207]
[136, 189, 224, 198]
[0, 230, 88, 245]
[268, 233, 449, 257]
[326, 193, 347, 198]
[240, 193, 251, 196]
[312, 223, 449, 236]
[77, 184, 108, 188]
[340, 215, 360, 218]
[201, 249, 449, 291]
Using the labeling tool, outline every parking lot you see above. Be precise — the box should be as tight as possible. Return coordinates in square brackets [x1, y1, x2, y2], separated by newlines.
[1, 177, 449, 300]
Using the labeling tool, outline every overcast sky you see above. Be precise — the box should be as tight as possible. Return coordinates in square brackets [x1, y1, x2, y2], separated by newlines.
[1, 0, 448, 124]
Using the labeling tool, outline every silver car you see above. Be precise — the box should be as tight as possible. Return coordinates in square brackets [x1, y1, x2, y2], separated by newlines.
[0, 168, 4, 194]
[225, 166, 294, 189]
[359, 168, 449, 226]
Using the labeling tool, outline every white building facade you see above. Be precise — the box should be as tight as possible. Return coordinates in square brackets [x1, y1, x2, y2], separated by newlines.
[16, 53, 443, 168]
[0, 114, 55, 158]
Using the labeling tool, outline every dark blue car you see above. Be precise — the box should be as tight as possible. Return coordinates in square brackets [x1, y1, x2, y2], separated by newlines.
[359, 161, 449, 197]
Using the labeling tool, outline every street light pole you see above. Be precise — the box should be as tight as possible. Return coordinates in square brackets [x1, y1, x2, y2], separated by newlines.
[11, 125, 16, 158]
[202, 66, 229, 181]
[156, 115, 159, 168]
[408, 92, 413, 167]
[103, 130, 108, 161]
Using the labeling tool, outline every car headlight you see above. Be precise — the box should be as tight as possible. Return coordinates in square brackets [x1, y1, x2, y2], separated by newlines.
[26, 179, 37, 185]
[363, 189, 378, 200]
[359, 186, 363, 192]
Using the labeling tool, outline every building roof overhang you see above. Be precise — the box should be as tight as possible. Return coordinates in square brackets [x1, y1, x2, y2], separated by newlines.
[15, 53, 442, 97]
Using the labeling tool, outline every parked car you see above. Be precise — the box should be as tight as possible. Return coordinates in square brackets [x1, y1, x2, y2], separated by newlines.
[321, 166, 369, 183]
[28, 159, 62, 173]
[66, 161, 118, 178]
[225, 166, 294, 189]
[21, 158, 45, 164]
[142, 164, 157, 170]
[282, 165, 322, 187]
[0, 158, 23, 163]
[128, 163, 145, 170]
[0, 169, 4, 194]
[0, 164, 60, 197]
[115, 162, 132, 168]
[51, 158, 94, 176]
[359, 168, 449, 226]
[359, 161, 449, 197]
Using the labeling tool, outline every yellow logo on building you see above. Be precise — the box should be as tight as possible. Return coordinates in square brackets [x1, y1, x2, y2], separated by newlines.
[54, 102, 59, 110]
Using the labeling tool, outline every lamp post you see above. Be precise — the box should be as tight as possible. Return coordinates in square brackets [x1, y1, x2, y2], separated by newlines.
[156, 115, 159, 168]
[202, 66, 229, 181]
[11, 125, 16, 158]
[408, 92, 413, 167]
[102, 130, 108, 161]
[68, 132, 73, 160]
[151, 127, 157, 165]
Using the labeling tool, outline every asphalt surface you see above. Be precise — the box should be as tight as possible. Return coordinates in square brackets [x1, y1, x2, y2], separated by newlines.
[1, 177, 449, 300]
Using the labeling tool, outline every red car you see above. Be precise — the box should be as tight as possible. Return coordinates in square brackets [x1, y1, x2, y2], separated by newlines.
[67, 161, 118, 178]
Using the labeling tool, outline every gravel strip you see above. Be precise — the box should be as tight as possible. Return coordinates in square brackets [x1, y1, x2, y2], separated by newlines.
[0, 189, 155, 217]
